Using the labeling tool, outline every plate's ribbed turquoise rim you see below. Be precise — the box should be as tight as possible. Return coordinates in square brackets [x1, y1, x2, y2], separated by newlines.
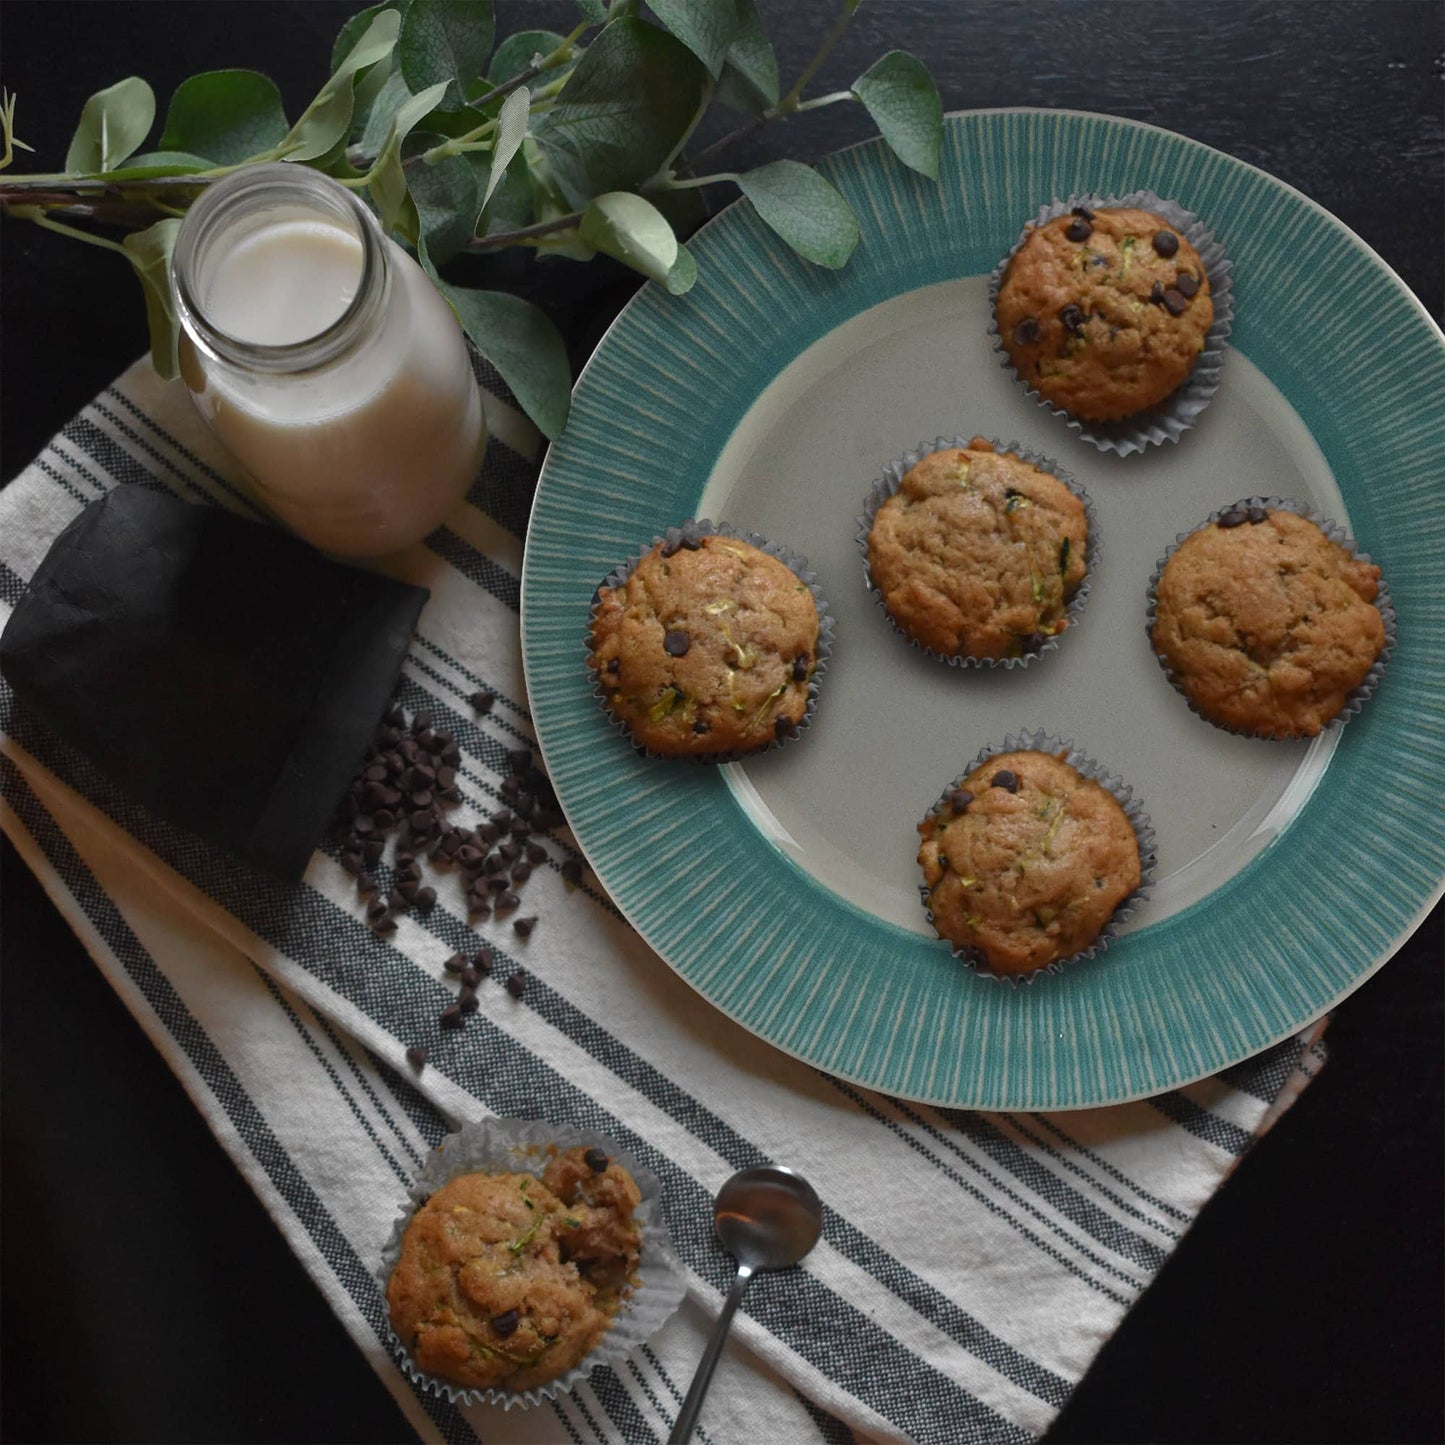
[521, 110, 1445, 1110]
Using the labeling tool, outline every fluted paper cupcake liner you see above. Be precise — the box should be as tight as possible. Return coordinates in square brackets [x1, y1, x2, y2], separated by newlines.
[987, 190, 1235, 457]
[918, 729, 1156, 987]
[857, 436, 1098, 669]
[586, 519, 835, 764]
[379, 1116, 687, 1410]
[1145, 497, 1396, 740]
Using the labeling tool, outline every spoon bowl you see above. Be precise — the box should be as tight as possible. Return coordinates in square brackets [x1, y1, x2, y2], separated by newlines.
[668, 1165, 824, 1444]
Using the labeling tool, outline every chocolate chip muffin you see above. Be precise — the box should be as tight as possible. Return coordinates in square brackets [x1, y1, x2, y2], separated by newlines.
[1150, 503, 1387, 739]
[386, 1148, 642, 1393]
[589, 528, 821, 758]
[995, 205, 1214, 421]
[917, 749, 1143, 976]
[865, 438, 1089, 661]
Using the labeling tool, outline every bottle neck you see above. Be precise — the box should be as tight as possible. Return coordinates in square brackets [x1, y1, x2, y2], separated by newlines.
[171, 164, 389, 375]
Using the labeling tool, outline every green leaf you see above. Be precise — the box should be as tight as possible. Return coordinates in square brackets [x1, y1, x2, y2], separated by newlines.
[713, 0, 778, 113]
[81, 151, 213, 180]
[851, 50, 942, 181]
[573, 0, 606, 21]
[665, 241, 697, 295]
[65, 77, 155, 173]
[158, 70, 288, 166]
[331, 3, 403, 71]
[122, 218, 181, 379]
[578, 191, 679, 286]
[399, 0, 495, 113]
[737, 159, 859, 268]
[282, 8, 401, 162]
[359, 69, 413, 155]
[406, 133, 477, 264]
[532, 17, 706, 208]
[368, 78, 451, 233]
[648, 0, 739, 79]
[435, 283, 571, 438]
[487, 29, 568, 85]
[479, 85, 529, 210]
[475, 149, 533, 236]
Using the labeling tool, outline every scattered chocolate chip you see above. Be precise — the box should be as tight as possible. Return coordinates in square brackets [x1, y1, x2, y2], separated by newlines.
[510, 816, 530, 839]
[511, 861, 532, 884]
[561, 859, 584, 886]
[467, 897, 491, 918]
[459, 989, 480, 1014]
[1012, 317, 1041, 346]
[492, 1309, 520, 1337]
[496, 889, 521, 912]
[352, 815, 374, 836]
[1175, 271, 1199, 298]
[367, 897, 389, 920]
[1059, 303, 1084, 333]
[395, 849, 416, 869]
[583, 1147, 609, 1174]
[680, 533, 702, 551]
[505, 972, 527, 999]
[478, 821, 501, 844]
[949, 789, 972, 815]
[526, 843, 547, 865]
[372, 808, 396, 829]
[1247, 505, 1269, 524]
[356, 871, 376, 896]
[374, 914, 397, 934]
[1065, 216, 1092, 242]
[443, 952, 467, 974]
[507, 749, 532, 776]
[1161, 287, 1188, 316]
[1217, 508, 1249, 528]
[414, 886, 437, 911]
[439, 1004, 464, 1030]
[412, 712, 432, 734]
[663, 629, 690, 657]
[514, 916, 537, 938]
[1152, 230, 1179, 258]
[474, 947, 493, 973]
[458, 965, 482, 990]
[991, 769, 1019, 793]
[405, 1046, 427, 1070]
[1149, 280, 1165, 305]
[470, 690, 494, 713]
[396, 880, 419, 903]
[692, 719, 711, 735]
[1071, 205, 1095, 220]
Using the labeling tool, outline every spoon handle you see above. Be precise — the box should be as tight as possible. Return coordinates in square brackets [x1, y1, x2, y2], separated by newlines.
[667, 1263, 755, 1445]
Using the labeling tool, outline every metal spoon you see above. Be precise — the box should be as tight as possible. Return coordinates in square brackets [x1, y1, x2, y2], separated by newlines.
[668, 1165, 824, 1445]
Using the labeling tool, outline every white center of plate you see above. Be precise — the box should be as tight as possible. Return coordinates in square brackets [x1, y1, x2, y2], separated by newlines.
[697, 277, 1345, 933]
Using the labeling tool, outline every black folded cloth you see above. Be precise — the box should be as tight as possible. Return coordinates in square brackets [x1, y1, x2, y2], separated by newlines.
[0, 487, 428, 879]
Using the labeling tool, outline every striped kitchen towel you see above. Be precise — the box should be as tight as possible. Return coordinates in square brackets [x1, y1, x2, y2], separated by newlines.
[0, 358, 1328, 1445]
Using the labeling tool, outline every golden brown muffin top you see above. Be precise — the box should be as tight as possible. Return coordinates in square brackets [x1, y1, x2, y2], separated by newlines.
[917, 750, 1142, 975]
[867, 439, 1088, 660]
[590, 533, 819, 757]
[385, 1149, 642, 1393]
[1151, 506, 1385, 738]
[996, 206, 1213, 421]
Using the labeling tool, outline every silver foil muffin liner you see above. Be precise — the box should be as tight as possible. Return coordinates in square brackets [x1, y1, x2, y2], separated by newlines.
[987, 189, 1235, 457]
[857, 435, 1098, 669]
[1145, 496, 1396, 740]
[379, 1116, 687, 1411]
[586, 519, 835, 764]
[918, 728, 1156, 987]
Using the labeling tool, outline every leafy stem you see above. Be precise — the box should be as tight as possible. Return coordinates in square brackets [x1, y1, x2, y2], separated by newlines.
[464, 212, 584, 250]
[9, 205, 129, 255]
[466, 17, 590, 111]
[776, 0, 863, 115]
[643, 74, 715, 189]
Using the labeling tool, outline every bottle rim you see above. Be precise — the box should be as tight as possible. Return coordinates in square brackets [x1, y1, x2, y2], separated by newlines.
[170, 163, 388, 374]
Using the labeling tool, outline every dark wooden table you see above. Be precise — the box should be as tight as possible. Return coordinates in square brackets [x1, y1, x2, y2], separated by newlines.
[3, 4, 1441, 1442]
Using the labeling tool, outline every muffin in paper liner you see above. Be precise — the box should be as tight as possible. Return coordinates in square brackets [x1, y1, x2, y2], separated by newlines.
[987, 190, 1235, 457]
[585, 518, 835, 763]
[378, 1116, 687, 1410]
[917, 729, 1156, 987]
[857, 435, 1098, 669]
[1145, 496, 1396, 740]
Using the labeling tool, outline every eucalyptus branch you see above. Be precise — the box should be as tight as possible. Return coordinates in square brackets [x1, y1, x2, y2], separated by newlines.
[464, 212, 583, 250]
[644, 75, 715, 189]
[9, 205, 130, 254]
[777, 0, 862, 115]
[466, 18, 589, 111]
[652, 171, 738, 192]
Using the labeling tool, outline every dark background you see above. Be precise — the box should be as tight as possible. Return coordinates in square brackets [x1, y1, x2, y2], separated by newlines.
[2, 3, 1442, 1442]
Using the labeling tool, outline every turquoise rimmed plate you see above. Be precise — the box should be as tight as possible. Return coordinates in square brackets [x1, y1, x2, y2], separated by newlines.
[520, 109, 1445, 1110]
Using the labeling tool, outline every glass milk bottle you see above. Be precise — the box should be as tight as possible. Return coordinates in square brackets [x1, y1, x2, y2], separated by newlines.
[171, 164, 486, 557]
